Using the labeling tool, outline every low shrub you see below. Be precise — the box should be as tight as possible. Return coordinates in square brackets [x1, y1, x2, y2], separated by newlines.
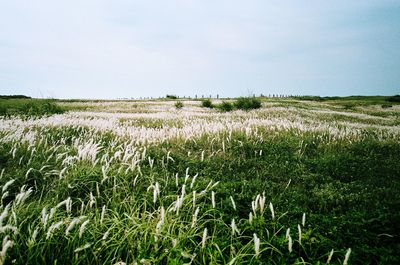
[234, 97, 262, 110]
[201, 99, 213, 108]
[166, 94, 178, 99]
[175, 101, 184, 109]
[386, 95, 400, 103]
[215, 98, 262, 112]
[217, 101, 233, 112]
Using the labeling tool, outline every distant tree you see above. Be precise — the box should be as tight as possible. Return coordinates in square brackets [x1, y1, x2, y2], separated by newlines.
[166, 94, 178, 99]
[0, 95, 31, 99]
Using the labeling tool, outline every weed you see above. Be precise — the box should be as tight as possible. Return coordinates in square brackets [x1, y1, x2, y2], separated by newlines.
[175, 101, 184, 109]
[217, 101, 234, 112]
[201, 99, 213, 108]
[234, 97, 262, 110]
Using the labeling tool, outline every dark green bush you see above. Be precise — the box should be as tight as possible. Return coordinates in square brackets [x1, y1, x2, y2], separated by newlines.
[292, 96, 326, 101]
[0, 99, 65, 117]
[217, 101, 234, 112]
[234, 97, 262, 110]
[174, 101, 184, 109]
[201, 99, 213, 108]
[166, 95, 178, 99]
[0, 104, 7, 116]
[0, 94, 31, 99]
[386, 95, 400, 103]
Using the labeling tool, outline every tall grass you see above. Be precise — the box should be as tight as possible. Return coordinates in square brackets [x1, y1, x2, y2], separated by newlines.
[0, 97, 399, 264]
[0, 98, 65, 117]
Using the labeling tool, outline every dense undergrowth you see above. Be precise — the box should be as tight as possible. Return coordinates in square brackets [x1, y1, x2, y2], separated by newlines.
[0, 126, 398, 264]
[0, 98, 66, 117]
[201, 97, 262, 111]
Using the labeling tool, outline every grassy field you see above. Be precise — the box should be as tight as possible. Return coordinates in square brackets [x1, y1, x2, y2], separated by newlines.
[0, 96, 399, 264]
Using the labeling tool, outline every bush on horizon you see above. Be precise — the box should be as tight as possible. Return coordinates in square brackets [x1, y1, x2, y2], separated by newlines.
[201, 99, 213, 108]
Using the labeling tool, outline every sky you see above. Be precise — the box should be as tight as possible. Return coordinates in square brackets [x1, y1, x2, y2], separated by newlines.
[0, 0, 399, 99]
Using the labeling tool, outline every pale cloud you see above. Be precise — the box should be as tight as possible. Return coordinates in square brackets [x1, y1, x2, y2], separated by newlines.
[0, 0, 399, 98]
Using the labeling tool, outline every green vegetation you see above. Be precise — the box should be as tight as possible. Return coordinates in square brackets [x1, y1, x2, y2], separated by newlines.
[386, 95, 400, 103]
[291, 95, 400, 107]
[0, 96, 399, 264]
[175, 101, 184, 109]
[166, 94, 178, 99]
[0, 98, 66, 117]
[234, 97, 262, 110]
[217, 101, 234, 112]
[201, 99, 213, 108]
[0, 95, 31, 99]
[214, 97, 262, 112]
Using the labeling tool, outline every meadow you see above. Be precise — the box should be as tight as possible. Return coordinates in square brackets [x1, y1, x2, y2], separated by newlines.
[0, 96, 399, 264]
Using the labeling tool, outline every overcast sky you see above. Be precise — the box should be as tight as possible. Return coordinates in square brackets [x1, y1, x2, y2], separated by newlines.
[0, 1, 399, 99]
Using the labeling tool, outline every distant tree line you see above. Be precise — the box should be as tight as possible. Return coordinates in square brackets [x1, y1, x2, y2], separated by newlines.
[0, 95, 32, 99]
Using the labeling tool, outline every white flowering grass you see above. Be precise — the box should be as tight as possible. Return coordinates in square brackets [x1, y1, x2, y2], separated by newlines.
[0, 98, 391, 264]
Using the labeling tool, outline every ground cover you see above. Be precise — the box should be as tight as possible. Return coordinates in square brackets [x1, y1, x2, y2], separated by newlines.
[0, 97, 399, 264]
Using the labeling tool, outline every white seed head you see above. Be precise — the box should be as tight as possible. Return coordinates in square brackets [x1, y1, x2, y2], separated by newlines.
[185, 167, 190, 183]
[286, 228, 290, 239]
[89, 192, 96, 208]
[191, 207, 200, 228]
[102, 230, 110, 240]
[326, 249, 334, 264]
[192, 191, 196, 208]
[46, 221, 63, 239]
[211, 191, 216, 209]
[249, 212, 253, 224]
[288, 235, 293, 253]
[74, 243, 91, 253]
[1, 236, 13, 262]
[201, 228, 207, 249]
[0, 204, 11, 226]
[1, 191, 9, 201]
[66, 216, 86, 236]
[231, 218, 239, 235]
[253, 233, 260, 256]
[269, 202, 275, 220]
[251, 201, 257, 216]
[156, 207, 164, 226]
[259, 192, 266, 215]
[298, 224, 302, 245]
[41, 207, 48, 227]
[2, 180, 15, 193]
[343, 248, 351, 265]
[190, 174, 198, 189]
[230, 196, 236, 211]
[175, 173, 179, 187]
[79, 220, 90, 239]
[100, 205, 106, 224]
[172, 238, 177, 248]
[0, 225, 17, 234]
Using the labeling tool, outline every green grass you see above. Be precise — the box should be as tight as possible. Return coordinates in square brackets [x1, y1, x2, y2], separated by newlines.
[0, 97, 399, 264]
[0, 98, 66, 117]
